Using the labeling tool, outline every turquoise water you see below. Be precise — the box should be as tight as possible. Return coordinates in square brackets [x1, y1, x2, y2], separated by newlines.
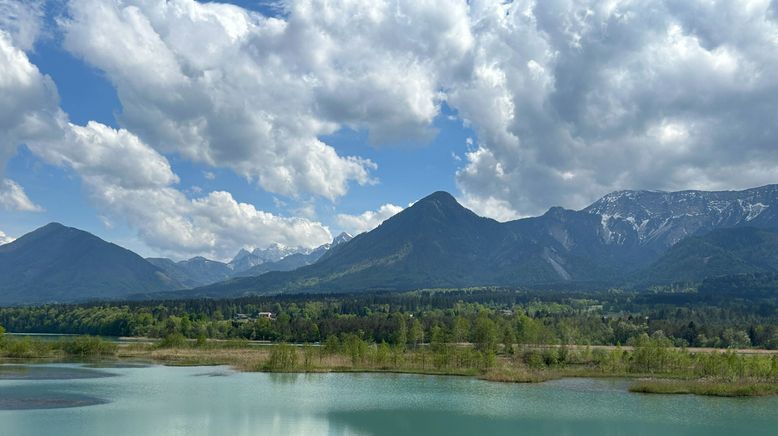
[2, 364, 778, 436]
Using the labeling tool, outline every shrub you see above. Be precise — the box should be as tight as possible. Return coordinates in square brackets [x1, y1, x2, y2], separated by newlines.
[60, 336, 117, 357]
[523, 350, 545, 369]
[157, 333, 188, 348]
[265, 343, 298, 371]
[3, 337, 52, 358]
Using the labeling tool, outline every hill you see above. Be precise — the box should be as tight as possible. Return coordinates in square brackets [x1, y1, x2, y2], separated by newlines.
[0, 223, 181, 305]
[146, 256, 232, 288]
[636, 227, 778, 285]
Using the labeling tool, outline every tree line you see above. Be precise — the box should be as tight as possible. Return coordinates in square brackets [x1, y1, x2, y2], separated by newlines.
[1, 289, 778, 349]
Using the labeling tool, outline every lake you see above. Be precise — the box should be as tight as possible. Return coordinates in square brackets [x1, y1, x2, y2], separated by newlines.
[1, 364, 777, 436]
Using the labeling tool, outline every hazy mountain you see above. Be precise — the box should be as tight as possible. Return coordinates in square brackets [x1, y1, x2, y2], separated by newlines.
[147, 256, 232, 288]
[233, 232, 353, 278]
[228, 243, 314, 273]
[0, 223, 181, 305]
[148, 232, 354, 287]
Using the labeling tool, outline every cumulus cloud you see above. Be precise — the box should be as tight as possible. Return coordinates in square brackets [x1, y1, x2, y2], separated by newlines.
[0, 229, 14, 245]
[0, 14, 333, 259]
[0, 26, 58, 212]
[7, 0, 778, 252]
[453, 0, 778, 216]
[57, 0, 778, 219]
[0, 179, 42, 212]
[336, 203, 403, 235]
[0, 0, 44, 51]
[29, 121, 333, 259]
[58, 0, 473, 200]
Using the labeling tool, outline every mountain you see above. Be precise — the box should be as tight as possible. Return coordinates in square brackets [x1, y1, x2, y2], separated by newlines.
[181, 185, 778, 298]
[147, 256, 232, 288]
[583, 185, 778, 252]
[183, 192, 549, 297]
[233, 232, 353, 278]
[148, 232, 354, 286]
[635, 227, 778, 285]
[0, 223, 182, 305]
[228, 243, 313, 273]
[6, 185, 778, 305]
[332, 232, 353, 245]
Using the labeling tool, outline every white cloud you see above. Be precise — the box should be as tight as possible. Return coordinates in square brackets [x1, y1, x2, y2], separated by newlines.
[0, 26, 55, 213]
[0, 19, 333, 260]
[452, 0, 778, 216]
[30, 121, 333, 260]
[336, 203, 403, 235]
[458, 190, 520, 222]
[0, 0, 44, 51]
[30, 121, 180, 189]
[0, 229, 14, 245]
[58, 0, 471, 201]
[6, 0, 778, 246]
[0, 179, 42, 212]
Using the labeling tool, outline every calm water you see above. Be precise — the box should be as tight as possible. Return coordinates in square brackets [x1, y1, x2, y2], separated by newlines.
[1, 364, 777, 436]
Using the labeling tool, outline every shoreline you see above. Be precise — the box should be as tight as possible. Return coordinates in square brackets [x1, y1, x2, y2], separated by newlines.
[4, 342, 777, 398]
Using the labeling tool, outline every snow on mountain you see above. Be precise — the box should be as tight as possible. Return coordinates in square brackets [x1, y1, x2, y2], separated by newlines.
[332, 232, 353, 246]
[583, 185, 778, 249]
[228, 233, 353, 274]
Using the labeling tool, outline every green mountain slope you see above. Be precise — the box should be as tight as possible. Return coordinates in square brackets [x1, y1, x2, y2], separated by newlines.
[0, 223, 182, 305]
[635, 227, 778, 285]
[181, 192, 576, 297]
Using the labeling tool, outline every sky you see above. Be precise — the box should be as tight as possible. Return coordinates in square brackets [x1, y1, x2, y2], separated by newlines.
[1, 0, 777, 261]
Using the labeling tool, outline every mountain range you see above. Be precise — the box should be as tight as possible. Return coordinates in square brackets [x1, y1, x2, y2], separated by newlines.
[2, 185, 778, 305]
[146, 232, 353, 287]
[181, 185, 778, 298]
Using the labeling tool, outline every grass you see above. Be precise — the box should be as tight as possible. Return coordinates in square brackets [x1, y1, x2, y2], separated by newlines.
[3, 337, 778, 397]
[629, 379, 778, 397]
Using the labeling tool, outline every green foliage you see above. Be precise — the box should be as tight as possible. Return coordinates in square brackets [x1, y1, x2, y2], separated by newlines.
[408, 318, 423, 348]
[303, 344, 316, 371]
[524, 350, 545, 369]
[2, 337, 52, 358]
[342, 334, 369, 366]
[502, 326, 515, 355]
[392, 313, 407, 350]
[473, 312, 498, 353]
[373, 342, 390, 368]
[59, 336, 117, 357]
[157, 333, 188, 348]
[265, 343, 298, 371]
[323, 335, 340, 355]
[2, 288, 778, 354]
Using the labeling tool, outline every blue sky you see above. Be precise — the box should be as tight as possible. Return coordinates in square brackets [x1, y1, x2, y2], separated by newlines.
[0, 0, 476, 258]
[2, 0, 777, 260]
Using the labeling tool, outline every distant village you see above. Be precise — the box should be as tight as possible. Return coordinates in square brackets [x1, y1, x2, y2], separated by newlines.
[232, 312, 275, 322]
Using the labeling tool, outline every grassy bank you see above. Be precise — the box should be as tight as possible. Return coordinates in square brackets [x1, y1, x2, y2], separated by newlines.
[629, 379, 778, 397]
[2, 334, 778, 397]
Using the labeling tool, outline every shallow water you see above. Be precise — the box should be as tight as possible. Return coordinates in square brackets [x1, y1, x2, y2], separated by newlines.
[1, 364, 777, 435]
